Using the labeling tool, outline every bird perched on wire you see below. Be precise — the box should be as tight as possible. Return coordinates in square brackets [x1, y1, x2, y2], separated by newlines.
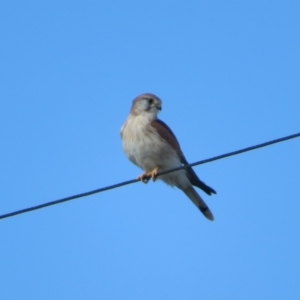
[120, 93, 216, 220]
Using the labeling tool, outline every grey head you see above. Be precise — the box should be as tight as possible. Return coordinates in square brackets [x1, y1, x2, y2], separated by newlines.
[130, 93, 162, 116]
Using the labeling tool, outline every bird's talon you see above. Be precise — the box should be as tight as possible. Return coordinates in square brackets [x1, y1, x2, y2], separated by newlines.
[137, 173, 150, 184]
[151, 172, 157, 182]
[137, 167, 159, 183]
[148, 167, 159, 182]
[142, 177, 150, 183]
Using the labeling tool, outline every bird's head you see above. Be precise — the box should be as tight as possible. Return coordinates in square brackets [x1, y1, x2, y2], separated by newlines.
[130, 93, 162, 118]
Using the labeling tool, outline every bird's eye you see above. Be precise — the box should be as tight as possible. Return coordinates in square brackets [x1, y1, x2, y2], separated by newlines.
[148, 98, 154, 104]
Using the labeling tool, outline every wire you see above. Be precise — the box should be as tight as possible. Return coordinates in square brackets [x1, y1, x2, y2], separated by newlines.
[1, 132, 299, 220]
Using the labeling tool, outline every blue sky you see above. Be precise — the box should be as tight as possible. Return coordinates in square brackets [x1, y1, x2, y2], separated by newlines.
[1, 1, 300, 299]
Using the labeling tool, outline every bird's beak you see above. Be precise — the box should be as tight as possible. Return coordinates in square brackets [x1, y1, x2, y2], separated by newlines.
[156, 104, 162, 111]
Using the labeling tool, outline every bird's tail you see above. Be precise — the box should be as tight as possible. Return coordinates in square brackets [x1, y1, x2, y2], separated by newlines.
[183, 186, 214, 221]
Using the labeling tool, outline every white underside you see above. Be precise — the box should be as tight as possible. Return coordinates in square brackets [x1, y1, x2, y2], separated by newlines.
[121, 114, 191, 189]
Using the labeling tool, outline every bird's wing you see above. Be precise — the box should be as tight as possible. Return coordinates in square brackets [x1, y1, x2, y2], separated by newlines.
[150, 119, 182, 156]
[151, 119, 216, 195]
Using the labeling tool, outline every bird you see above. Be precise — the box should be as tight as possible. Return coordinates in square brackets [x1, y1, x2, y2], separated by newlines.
[120, 93, 216, 220]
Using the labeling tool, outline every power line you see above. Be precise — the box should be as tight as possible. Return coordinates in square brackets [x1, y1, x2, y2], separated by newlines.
[0, 132, 299, 221]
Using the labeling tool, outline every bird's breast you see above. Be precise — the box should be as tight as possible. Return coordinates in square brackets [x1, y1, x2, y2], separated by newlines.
[121, 116, 179, 172]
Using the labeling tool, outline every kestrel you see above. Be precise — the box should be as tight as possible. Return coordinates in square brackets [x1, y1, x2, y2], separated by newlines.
[120, 93, 216, 220]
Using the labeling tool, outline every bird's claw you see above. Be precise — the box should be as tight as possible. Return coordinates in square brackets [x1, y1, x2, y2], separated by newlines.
[137, 167, 159, 184]
[137, 173, 150, 183]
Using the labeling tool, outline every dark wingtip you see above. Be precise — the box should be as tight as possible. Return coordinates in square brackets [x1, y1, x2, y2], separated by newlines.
[204, 186, 217, 196]
[210, 188, 217, 195]
[186, 171, 217, 196]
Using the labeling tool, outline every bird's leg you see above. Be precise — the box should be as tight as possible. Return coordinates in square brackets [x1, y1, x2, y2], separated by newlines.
[147, 166, 159, 182]
[137, 167, 160, 183]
